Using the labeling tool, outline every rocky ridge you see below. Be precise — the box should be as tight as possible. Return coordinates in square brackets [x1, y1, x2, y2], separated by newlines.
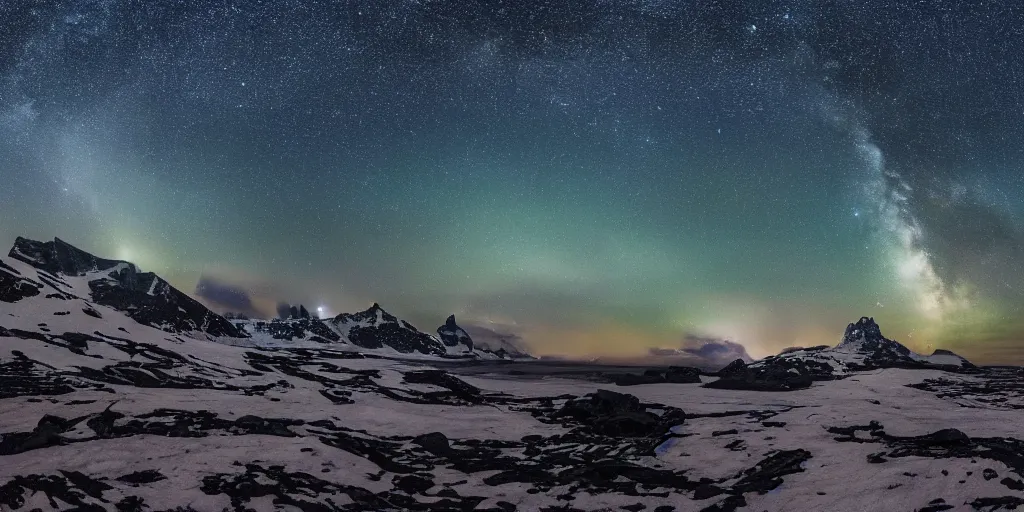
[3, 237, 1024, 511]
[706, 317, 975, 391]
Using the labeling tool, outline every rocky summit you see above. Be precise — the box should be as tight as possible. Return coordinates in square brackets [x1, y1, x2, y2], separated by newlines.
[4, 237, 1024, 512]
[8, 238, 241, 338]
[330, 303, 450, 355]
[436, 314, 474, 352]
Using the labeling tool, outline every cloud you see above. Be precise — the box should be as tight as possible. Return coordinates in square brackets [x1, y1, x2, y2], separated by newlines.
[680, 335, 753, 362]
[647, 334, 753, 369]
[194, 275, 257, 316]
[460, 321, 530, 355]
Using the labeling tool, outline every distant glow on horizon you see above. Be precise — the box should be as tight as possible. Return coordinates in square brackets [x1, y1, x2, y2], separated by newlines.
[2, 1, 1023, 364]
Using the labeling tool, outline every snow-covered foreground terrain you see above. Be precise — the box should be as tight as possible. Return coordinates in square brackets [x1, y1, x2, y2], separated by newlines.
[3, 237, 1024, 511]
[4, 344, 1024, 512]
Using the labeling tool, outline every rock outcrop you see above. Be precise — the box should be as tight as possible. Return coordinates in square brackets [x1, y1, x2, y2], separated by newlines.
[7, 238, 241, 337]
[330, 303, 447, 355]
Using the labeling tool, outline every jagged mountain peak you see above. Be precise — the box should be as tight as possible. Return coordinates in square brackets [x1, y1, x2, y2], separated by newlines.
[10, 237, 129, 277]
[751, 316, 975, 382]
[330, 303, 446, 356]
[840, 316, 886, 345]
[4, 236, 241, 338]
[437, 314, 473, 352]
[333, 302, 403, 327]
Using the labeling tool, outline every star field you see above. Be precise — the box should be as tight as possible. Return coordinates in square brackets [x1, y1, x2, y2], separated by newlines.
[2, 0, 1023, 362]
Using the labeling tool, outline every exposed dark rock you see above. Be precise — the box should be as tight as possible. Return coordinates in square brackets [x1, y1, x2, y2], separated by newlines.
[555, 389, 685, 438]
[612, 366, 702, 386]
[403, 370, 482, 401]
[704, 358, 814, 392]
[968, 496, 1024, 510]
[332, 304, 447, 355]
[437, 314, 474, 351]
[731, 449, 811, 494]
[116, 470, 167, 486]
[412, 432, 453, 456]
[233, 317, 340, 343]
[0, 263, 41, 303]
[839, 317, 973, 371]
[0, 351, 80, 399]
[8, 237, 242, 337]
[1001, 477, 1024, 491]
[0, 470, 113, 510]
[693, 483, 724, 500]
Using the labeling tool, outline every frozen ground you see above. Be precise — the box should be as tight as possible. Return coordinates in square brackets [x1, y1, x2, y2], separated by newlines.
[3, 241, 1024, 511]
[3, 324, 1024, 511]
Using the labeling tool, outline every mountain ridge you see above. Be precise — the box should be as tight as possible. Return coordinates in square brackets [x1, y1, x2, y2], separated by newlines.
[2, 236, 534, 359]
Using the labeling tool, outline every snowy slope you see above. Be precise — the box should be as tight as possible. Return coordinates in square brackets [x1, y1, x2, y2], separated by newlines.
[7, 237, 241, 338]
[748, 317, 974, 378]
[3, 280, 1024, 512]
[3, 237, 529, 360]
[5, 238, 1024, 511]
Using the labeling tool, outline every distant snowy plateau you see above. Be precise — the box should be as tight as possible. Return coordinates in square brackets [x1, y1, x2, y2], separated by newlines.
[2, 237, 1024, 512]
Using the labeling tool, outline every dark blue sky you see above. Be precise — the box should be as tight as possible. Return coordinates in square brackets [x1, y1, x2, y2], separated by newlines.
[2, 0, 1023, 361]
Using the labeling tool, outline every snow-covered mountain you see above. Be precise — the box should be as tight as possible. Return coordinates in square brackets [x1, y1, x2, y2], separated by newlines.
[2, 237, 531, 360]
[436, 315, 533, 360]
[328, 303, 450, 356]
[707, 317, 975, 391]
[230, 317, 341, 344]
[772, 316, 974, 375]
[5, 237, 241, 338]
[437, 314, 474, 352]
[7, 238, 1024, 511]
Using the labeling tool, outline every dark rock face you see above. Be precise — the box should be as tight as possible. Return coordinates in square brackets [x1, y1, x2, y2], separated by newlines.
[0, 352, 79, 399]
[436, 314, 473, 351]
[403, 370, 482, 402]
[718, 359, 748, 376]
[234, 318, 340, 343]
[704, 358, 816, 392]
[779, 345, 829, 355]
[841, 317, 889, 348]
[612, 366, 702, 386]
[332, 304, 447, 355]
[88, 266, 242, 338]
[9, 237, 123, 277]
[828, 419, 1024, 502]
[555, 389, 685, 438]
[0, 262, 40, 303]
[412, 432, 453, 456]
[763, 317, 974, 380]
[7, 237, 242, 338]
[840, 317, 914, 367]
[839, 317, 973, 371]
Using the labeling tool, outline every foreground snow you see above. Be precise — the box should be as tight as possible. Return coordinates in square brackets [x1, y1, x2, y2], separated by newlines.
[2, 312, 1024, 512]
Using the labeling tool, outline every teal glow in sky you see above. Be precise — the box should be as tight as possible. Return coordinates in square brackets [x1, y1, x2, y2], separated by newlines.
[3, 1, 1023, 362]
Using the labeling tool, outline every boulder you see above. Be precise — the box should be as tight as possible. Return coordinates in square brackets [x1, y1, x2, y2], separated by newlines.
[556, 389, 682, 437]
[705, 358, 814, 392]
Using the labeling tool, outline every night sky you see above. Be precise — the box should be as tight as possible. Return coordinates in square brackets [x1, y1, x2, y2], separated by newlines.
[3, 1, 1024, 363]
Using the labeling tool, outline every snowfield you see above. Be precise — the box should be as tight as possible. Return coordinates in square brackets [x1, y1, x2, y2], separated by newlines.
[2, 238, 1024, 511]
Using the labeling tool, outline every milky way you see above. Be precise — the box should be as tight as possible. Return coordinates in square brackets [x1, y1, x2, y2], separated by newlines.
[2, 1, 1023, 362]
